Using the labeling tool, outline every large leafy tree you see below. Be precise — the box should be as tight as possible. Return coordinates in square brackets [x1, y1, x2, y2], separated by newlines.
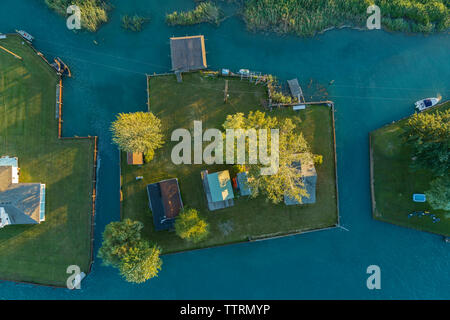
[119, 241, 162, 284]
[98, 219, 162, 283]
[175, 208, 209, 243]
[222, 111, 315, 204]
[404, 109, 450, 176]
[425, 175, 450, 211]
[97, 219, 143, 266]
[111, 112, 164, 158]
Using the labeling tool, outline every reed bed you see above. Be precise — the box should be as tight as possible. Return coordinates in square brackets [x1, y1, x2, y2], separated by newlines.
[242, 0, 449, 36]
[166, 2, 223, 26]
[44, 0, 110, 32]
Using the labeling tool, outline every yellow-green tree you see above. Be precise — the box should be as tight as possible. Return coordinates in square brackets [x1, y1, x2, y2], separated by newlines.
[404, 109, 450, 176]
[119, 241, 162, 284]
[111, 112, 164, 160]
[98, 219, 162, 284]
[222, 111, 315, 204]
[425, 175, 450, 211]
[175, 208, 209, 243]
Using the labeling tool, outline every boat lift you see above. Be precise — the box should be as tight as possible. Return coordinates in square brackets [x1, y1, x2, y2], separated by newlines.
[51, 57, 72, 77]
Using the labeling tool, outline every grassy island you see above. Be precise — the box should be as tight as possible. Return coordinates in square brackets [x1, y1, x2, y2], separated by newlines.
[120, 72, 338, 253]
[0, 35, 96, 286]
[44, 0, 111, 32]
[166, 2, 222, 26]
[370, 102, 450, 236]
[242, 0, 449, 36]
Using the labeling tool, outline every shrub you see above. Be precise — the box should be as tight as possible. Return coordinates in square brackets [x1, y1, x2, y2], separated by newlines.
[175, 208, 209, 243]
[314, 155, 323, 165]
[425, 175, 450, 211]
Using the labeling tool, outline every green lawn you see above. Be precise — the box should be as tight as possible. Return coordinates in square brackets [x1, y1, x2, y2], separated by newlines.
[0, 35, 95, 286]
[370, 102, 450, 236]
[121, 72, 338, 253]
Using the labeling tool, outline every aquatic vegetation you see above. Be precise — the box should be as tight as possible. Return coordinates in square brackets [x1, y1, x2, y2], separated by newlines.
[121, 14, 150, 32]
[166, 2, 223, 26]
[241, 0, 450, 36]
[44, 0, 111, 32]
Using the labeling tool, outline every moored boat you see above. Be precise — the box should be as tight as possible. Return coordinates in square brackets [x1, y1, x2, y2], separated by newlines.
[16, 30, 34, 42]
[415, 96, 441, 112]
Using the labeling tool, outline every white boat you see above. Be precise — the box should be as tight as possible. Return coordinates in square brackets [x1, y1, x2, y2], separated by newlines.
[70, 271, 86, 289]
[415, 97, 441, 112]
[16, 30, 34, 42]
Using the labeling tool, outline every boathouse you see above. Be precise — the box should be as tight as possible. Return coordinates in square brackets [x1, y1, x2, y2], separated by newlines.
[287, 78, 304, 103]
[170, 35, 207, 72]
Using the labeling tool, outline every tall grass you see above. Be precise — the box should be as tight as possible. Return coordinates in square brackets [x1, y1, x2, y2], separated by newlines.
[242, 0, 449, 36]
[166, 2, 223, 26]
[44, 0, 111, 32]
[121, 15, 150, 32]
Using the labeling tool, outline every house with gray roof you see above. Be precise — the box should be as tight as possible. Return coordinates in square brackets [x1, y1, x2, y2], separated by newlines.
[0, 156, 45, 228]
[284, 157, 317, 205]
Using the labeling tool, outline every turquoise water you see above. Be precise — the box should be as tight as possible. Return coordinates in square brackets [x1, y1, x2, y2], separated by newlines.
[0, 0, 449, 299]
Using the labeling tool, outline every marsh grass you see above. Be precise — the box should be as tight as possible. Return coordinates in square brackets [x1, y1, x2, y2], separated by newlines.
[44, 0, 111, 32]
[242, 0, 449, 36]
[166, 2, 223, 26]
